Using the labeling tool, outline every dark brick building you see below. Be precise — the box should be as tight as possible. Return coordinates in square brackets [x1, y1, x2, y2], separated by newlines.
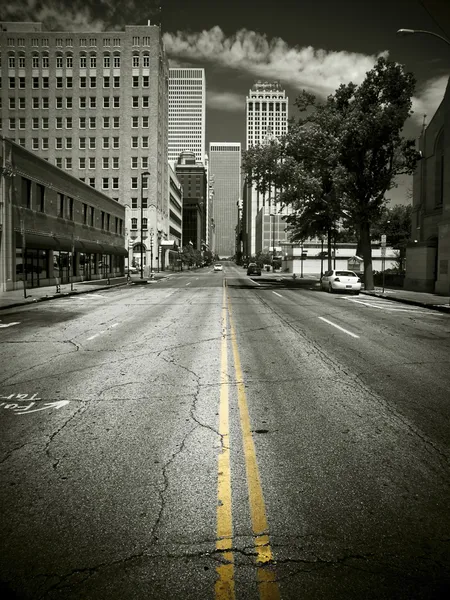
[175, 150, 206, 251]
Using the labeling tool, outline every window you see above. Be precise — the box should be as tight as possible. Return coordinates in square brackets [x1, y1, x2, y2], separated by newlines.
[90, 56, 97, 68]
[141, 157, 148, 169]
[133, 36, 140, 46]
[142, 76, 149, 87]
[79, 157, 86, 169]
[56, 97, 63, 109]
[10, 98, 16, 109]
[112, 137, 119, 149]
[89, 157, 96, 168]
[132, 136, 139, 148]
[112, 178, 119, 190]
[56, 117, 62, 129]
[113, 56, 120, 68]
[80, 56, 87, 68]
[89, 96, 96, 108]
[66, 56, 73, 68]
[18, 77, 25, 89]
[89, 178, 95, 188]
[142, 176, 148, 189]
[56, 138, 63, 149]
[56, 76, 63, 88]
[132, 56, 139, 67]
[19, 97, 25, 109]
[131, 197, 138, 209]
[142, 116, 149, 127]
[132, 76, 139, 88]
[56, 56, 63, 68]
[142, 218, 148, 230]
[143, 55, 150, 67]
[65, 157, 72, 169]
[21, 178, 32, 209]
[79, 96, 86, 108]
[32, 117, 39, 129]
[56, 38, 63, 47]
[112, 157, 119, 169]
[113, 116, 120, 128]
[37, 184, 45, 212]
[103, 38, 111, 47]
[113, 96, 120, 108]
[80, 76, 86, 88]
[142, 96, 149, 108]
[113, 76, 120, 87]
[56, 158, 63, 168]
[131, 218, 137, 230]
[57, 193, 64, 217]
[42, 77, 49, 88]
[143, 37, 150, 46]
[66, 197, 74, 220]
[80, 38, 87, 47]
[19, 118, 26, 129]
[131, 157, 138, 169]
[102, 178, 109, 190]
[115, 217, 119, 233]
[103, 76, 110, 88]
[103, 116, 110, 128]
[101, 211, 106, 230]
[132, 96, 139, 108]
[32, 138, 39, 150]
[66, 97, 72, 109]
[65, 137, 72, 149]
[142, 136, 149, 148]
[89, 38, 97, 47]
[89, 116, 96, 128]
[65, 117, 72, 128]
[66, 38, 73, 47]
[103, 55, 110, 68]
[79, 137, 86, 149]
[89, 137, 96, 149]
[32, 56, 39, 68]
[79, 116, 86, 129]
[42, 138, 49, 150]
[103, 157, 109, 169]
[42, 97, 49, 109]
[42, 117, 49, 129]
[9, 56, 16, 68]
[103, 96, 110, 108]
[103, 137, 110, 149]
[82, 203, 88, 224]
[142, 198, 148, 208]
[132, 116, 139, 128]
[90, 76, 96, 88]
[113, 38, 120, 47]
[131, 177, 138, 189]
[90, 206, 95, 225]
[66, 77, 72, 88]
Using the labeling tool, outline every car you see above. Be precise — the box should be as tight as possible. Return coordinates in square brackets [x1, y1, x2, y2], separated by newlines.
[247, 262, 262, 276]
[213, 263, 223, 271]
[321, 269, 361, 294]
[128, 265, 140, 274]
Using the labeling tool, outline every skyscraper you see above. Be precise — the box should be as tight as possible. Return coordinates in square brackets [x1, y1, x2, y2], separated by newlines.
[243, 81, 290, 258]
[209, 142, 241, 258]
[0, 21, 169, 271]
[168, 68, 205, 166]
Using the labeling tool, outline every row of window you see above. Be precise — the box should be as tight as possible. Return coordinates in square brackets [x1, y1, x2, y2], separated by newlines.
[4, 36, 151, 47]
[6, 54, 153, 69]
[6, 115, 153, 129]
[19, 177, 123, 234]
[12, 136, 152, 150]
[130, 218, 149, 230]
[3, 95, 151, 109]
[3, 75, 152, 89]
[248, 102, 287, 111]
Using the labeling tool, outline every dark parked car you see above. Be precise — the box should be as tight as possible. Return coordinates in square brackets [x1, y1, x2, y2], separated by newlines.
[247, 262, 262, 276]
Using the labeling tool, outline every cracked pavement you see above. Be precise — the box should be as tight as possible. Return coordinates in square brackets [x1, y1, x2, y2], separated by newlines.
[1, 265, 450, 599]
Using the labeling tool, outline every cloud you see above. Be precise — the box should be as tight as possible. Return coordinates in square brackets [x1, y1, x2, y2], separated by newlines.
[207, 90, 244, 111]
[163, 26, 388, 98]
[411, 75, 448, 126]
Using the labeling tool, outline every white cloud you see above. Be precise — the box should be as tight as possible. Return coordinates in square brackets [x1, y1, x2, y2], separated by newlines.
[163, 26, 388, 98]
[411, 75, 448, 126]
[207, 90, 244, 111]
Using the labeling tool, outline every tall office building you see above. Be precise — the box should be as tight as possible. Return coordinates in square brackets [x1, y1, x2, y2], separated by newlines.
[243, 81, 290, 257]
[168, 68, 205, 166]
[0, 21, 169, 271]
[209, 142, 241, 258]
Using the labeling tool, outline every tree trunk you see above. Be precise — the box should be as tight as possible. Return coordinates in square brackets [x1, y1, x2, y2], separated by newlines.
[327, 228, 332, 271]
[360, 220, 374, 290]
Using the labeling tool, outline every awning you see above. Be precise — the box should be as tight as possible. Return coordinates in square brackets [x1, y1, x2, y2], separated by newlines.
[15, 232, 60, 250]
[100, 243, 128, 256]
[53, 237, 86, 252]
[78, 241, 105, 254]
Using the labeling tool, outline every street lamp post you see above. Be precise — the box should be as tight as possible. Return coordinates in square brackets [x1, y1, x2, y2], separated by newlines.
[270, 213, 276, 271]
[397, 28, 450, 46]
[140, 171, 150, 279]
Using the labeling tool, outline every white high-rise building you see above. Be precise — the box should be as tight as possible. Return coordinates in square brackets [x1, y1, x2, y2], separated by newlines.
[168, 68, 205, 166]
[243, 81, 290, 257]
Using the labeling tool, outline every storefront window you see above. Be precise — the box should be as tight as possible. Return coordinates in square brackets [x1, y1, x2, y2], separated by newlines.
[16, 248, 48, 287]
[53, 250, 70, 284]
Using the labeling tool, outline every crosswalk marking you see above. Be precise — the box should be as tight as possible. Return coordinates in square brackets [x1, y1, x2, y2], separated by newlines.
[345, 297, 441, 315]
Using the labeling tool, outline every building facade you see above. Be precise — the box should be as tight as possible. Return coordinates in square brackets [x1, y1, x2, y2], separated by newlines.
[209, 142, 241, 258]
[175, 150, 206, 251]
[243, 81, 289, 258]
[0, 20, 169, 274]
[1, 136, 126, 291]
[405, 76, 450, 294]
[168, 68, 205, 166]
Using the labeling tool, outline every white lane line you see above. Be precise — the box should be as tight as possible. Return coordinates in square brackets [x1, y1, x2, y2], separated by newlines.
[111, 323, 119, 328]
[318, 317, 359, 338]
[87, 333, 100, 340]
[250, 278, 261, 286]
[0, 322, 20, 328]
[186, 282, 191, 286]
[272, 291, 283, 298]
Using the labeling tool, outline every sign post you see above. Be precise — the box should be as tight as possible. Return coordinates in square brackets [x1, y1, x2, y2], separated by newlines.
[20, 214, 27, 299]
[381, 235, 387, 293]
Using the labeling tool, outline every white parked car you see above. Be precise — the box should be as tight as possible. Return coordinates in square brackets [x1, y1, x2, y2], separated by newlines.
[213, 263, 223, 271]
[321, 269, 361, 294]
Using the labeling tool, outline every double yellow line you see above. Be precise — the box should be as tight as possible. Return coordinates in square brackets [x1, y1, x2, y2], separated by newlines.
[215, 280, 280, 600]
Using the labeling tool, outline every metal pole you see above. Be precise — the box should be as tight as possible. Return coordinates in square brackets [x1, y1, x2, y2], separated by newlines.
[140, 174, 144, 279]
[272, 214, 276, 271]
[320, 238, 324, 279]
[20, 215, 27, 298]
[150, 231, 154, 273]
[301, 243, 304, 278]
[70, 234, 75, 291]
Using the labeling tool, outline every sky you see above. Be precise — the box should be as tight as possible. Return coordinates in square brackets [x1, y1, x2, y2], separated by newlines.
[1, 0, 450, 205]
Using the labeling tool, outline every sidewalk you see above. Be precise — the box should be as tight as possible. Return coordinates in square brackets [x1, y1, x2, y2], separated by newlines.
[0, 272, 174, 311]
[360, 287, 450, 313]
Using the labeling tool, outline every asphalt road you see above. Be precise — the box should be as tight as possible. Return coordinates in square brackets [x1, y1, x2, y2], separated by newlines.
[1, 263, 449, 600]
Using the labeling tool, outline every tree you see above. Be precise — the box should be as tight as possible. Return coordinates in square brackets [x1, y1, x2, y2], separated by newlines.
[371, 204, 412, 271]
[242, 57, 420, 289]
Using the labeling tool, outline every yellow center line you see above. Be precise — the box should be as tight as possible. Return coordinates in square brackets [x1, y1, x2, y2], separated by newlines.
[227, 281, 281, 600]
[215, 280, 235, 600]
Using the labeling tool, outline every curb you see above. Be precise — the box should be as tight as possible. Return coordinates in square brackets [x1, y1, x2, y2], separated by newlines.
[0, 282, 128, 311]
[360, 291, 450, 313]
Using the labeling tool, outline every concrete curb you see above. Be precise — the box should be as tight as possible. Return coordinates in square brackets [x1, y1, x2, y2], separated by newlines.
[0, 282, 129, 311]
[360, 291, 450, 314]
